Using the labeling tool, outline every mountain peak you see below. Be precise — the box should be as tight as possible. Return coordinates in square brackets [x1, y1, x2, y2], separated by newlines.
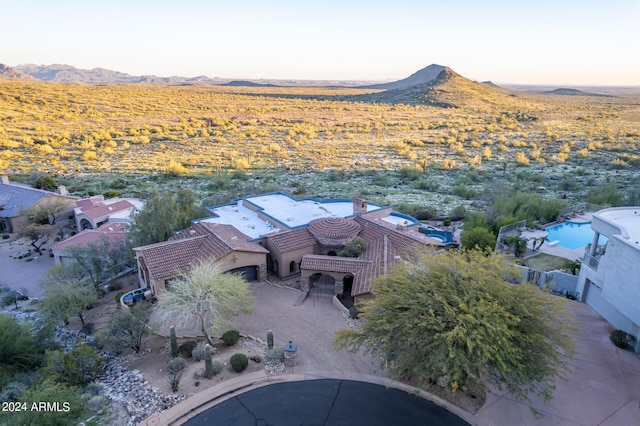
[0, 63, 37, 80]
[366, 64, 457, 90]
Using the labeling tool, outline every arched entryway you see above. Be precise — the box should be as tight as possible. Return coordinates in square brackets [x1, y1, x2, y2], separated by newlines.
[308, 273, 336, 296]
[80, 218, 94, 230]
[340, 275, 355, 308]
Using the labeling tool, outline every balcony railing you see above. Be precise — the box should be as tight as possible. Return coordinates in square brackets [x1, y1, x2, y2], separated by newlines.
[583, 252, 599, 271]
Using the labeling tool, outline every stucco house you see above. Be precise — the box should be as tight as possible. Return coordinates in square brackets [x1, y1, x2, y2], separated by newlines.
[134, 192, 442, 302]
[576, 207, 640, 352]
[74, 196, 143, 230]
[0, 175, 76, 232]
[50, 222, 130, 267]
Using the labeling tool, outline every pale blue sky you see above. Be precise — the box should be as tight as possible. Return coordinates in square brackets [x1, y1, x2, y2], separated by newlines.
[2, 0, 639, 85]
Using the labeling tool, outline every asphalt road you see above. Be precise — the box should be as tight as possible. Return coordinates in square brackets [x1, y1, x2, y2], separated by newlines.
[183, 379, 470, 426]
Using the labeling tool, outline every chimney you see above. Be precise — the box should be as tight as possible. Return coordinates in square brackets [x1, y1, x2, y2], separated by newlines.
[1, 175, 9, 185]
[353, 198, 368, 215]
[58, 185, 68, 196]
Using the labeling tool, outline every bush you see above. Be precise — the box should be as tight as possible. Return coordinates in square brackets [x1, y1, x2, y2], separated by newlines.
[211, 360, 223, 375]
[349, 305, 359, 319]
[230, 353, 248, 372]
[266, 347, 285, 362]
[45, 344, 105, 386]
[192, 342, 207, 362]
[167, 357, 187, 392]
[178, 340, 198, 358]
[221, 330, 240, 346]
[610, 330, 636, 351]
[81, 323, 94, 335]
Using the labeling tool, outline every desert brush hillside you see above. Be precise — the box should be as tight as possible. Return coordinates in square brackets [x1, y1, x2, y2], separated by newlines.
[0, 68, 639, 208]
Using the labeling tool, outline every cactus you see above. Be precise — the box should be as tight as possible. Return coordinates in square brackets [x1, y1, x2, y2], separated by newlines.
[170, 326, 178, 359]
[205, 344, 213, 379]
[267, 329, 274, 350]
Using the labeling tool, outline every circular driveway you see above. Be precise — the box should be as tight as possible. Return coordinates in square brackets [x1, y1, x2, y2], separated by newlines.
[183, 379, 470, 426]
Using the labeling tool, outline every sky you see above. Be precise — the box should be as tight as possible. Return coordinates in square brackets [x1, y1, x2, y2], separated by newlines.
[3, 0, 639, 86]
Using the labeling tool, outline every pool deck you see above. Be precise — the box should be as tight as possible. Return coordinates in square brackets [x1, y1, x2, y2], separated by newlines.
[520, 213, 593, 261]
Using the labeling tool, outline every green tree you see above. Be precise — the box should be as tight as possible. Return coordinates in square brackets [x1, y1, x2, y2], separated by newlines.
[585, 182, 623, 207]
[13, 378, 88, 426]
[64, 236, 131, 288]
[45, 343, 105, 386]
[154, 261, 253, 346]
[18, 223, 53, 255]
[128, 189, 199, 248]
[505, 235, 528, 257]
[25, 197, 71, 225]
[33, 174, 57, 191]
[334, 249, 574, 407]
[100, 302, 152, 354]
[460, 227, 496, 251]
[0, 315, 44, 381]
[40, 277, 98, 326]
[338, 237, 366, 258]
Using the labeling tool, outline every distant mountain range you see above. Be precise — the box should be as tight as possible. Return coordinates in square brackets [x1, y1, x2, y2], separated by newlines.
[1, 62, 623, 106]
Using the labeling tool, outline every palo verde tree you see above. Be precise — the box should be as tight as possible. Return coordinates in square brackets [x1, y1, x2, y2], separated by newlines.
[100, 302, 152, 354]
[18, 223, 53, 255]
[128, 188, 201, 248]
[39, 268, 98, 326]
[334, 249, 575, 407]
[154, 261, 253, 346]
[65, 236, 131, 289]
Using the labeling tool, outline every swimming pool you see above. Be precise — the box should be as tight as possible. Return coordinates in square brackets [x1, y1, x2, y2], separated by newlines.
[546, 222, 607, 250]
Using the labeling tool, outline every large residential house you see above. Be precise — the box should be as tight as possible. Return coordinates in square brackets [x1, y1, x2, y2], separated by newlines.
[576, 207, 640, 352]
[134, 193, 442, 302]
[50, 222, 130, 267]
[0, 175, 76, 232]
[74, 196, 143, 230]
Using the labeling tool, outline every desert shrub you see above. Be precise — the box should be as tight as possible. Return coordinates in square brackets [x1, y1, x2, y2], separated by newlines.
[192, 342, 207, 362]
[266, 347, 285, 362]
[414, 179, 440, 191]
[103, 189, 122, 199]
[398, 166, 422, 181]
[0, 381, 28, 402]
[167, 357, 187, 392]
[610, 330, 636, 351]
[86, 395, 109, 413]
[178, 340, 198, 358]
[115, 291, 125, 306]
[230, 353, 249, 372]
[221, 330, 240, 346]
[45, 343, 105, 386]
[349, 305, 359, 319]
[338, 237, 366, 258]
[452, 184, 476, 199]
[211, 360, 223, 375]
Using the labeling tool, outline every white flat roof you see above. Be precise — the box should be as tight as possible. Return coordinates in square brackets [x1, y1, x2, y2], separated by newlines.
[596, 207, 640, 245]
[201, 203, 280, 239]
[243, 194, 381, 228]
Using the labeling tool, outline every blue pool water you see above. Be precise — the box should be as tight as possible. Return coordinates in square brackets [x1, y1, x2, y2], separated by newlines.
[546, 222, 607, 250]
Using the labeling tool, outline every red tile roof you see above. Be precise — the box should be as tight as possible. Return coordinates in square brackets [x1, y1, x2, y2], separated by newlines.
[80, 199, 136, 220]
[301, 255, 371, 273]
[268, 228, 317, 253]
[135, 222, 268, 279]
[51, 229, 127, 251]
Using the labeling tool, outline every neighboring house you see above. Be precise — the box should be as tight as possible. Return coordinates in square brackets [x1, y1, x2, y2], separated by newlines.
[50, 222, 130, 267]
[576, 207, 640, 352]
[74, 196, 143, 230]
[134, 192, 442, 301]
[0, 175, 76, 232]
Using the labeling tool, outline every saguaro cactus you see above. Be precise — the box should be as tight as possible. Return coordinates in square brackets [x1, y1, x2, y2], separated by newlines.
[267, 329, 274, 350]
[170, 326, 178, 359]
[205, 344, 213, 379]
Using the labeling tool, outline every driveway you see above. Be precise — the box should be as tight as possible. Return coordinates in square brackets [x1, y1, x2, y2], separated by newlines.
[0, 238, 54, 300]
[148, 282, 640, 426]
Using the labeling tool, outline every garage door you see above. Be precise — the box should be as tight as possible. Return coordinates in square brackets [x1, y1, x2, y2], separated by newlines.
[228, 266, 258, 282]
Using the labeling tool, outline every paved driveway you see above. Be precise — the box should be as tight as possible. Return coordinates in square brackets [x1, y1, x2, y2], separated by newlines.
[0, 239, 54, 300]
[148, 281, 640, 426]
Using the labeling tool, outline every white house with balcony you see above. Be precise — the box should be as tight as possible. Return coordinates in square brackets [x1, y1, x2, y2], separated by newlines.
[576, 207, 640, 352]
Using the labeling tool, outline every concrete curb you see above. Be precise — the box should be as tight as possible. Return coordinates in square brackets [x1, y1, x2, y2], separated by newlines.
[139, 372, 486, 426]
